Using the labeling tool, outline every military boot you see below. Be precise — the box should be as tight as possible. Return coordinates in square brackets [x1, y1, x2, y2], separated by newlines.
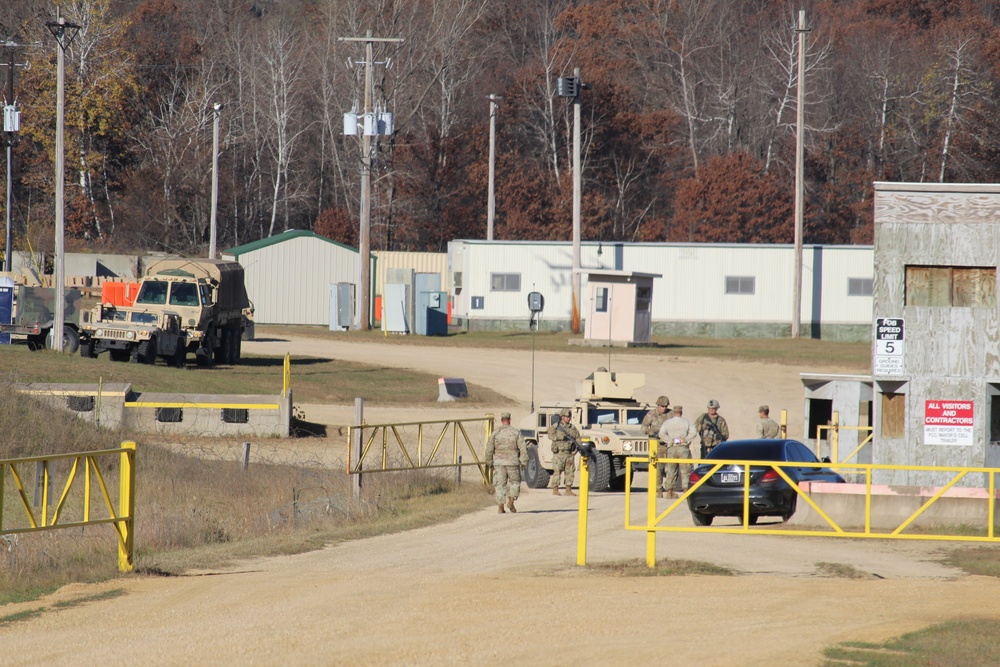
[498, 503, 506, 514]
[564, 486, 576, 496]
[552, 486, 561, 496]
[507, 497, 517, 513]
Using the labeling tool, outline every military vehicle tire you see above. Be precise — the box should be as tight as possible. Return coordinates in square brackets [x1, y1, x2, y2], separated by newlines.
[172, 339, 186, 368]
[524, 444, 551, 489]
[692, 512, 714, 526]
[196, 345, 214, 367]
[215, 329, 231, 364]
[228, 327, 240, 363]
[47, 326, 79, 354]
[80, 339, 96, 359]
[609, 457, 628, 492]
[136, 336, 157, 365]
[586, 451, 613, 492]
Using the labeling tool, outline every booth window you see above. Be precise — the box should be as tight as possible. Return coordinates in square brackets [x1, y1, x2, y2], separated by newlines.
[595, 287, 608, 312]
[725, 276, 755, 295]
[905, 266, 996, 307]
[222, 408, 249, 424]
[490, 273, 521, 292]
[848, 278, 873, 296]
[636, 286, 651, 311]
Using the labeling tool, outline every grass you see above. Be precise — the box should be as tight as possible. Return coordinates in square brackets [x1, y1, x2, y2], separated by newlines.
[584, 558, 734, 577]
[0, 589, 127, 627]
[822, 619, 1000, 666]
[262, 325, 872, 369]
[0, 343, 511, 406]
[941, 545, 1000, 577]
[815, 561, 875, 579]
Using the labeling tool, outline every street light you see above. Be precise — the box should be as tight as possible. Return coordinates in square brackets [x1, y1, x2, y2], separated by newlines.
[44, 13, 80, 353]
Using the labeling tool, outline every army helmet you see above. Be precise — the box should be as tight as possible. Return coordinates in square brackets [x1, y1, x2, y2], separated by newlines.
[560, 408, 572, 417]
[656, 395, 670, 407]
[707, 399, 720, 409]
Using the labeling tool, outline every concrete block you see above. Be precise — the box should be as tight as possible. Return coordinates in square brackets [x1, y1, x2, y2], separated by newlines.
[438, 377, 468, 402]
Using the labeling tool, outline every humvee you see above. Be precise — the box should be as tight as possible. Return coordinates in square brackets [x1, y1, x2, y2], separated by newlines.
[519, 370, 653, 492]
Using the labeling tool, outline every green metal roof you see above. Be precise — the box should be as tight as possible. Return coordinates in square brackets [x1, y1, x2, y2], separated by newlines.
[224, 229, 357, 257]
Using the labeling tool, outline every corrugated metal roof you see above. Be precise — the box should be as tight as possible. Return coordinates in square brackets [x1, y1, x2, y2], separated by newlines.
[224, 229, 357, 257]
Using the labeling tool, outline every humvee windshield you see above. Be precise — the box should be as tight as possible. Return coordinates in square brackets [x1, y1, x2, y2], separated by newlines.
[130, 312, 157, 324]
[587, 408, 649, 426]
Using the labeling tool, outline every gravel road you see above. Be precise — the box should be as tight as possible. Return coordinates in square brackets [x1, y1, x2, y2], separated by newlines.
[3, 333, 999, 666]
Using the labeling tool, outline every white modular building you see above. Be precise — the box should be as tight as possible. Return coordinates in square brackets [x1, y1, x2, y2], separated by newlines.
[448, 240, 874, 341]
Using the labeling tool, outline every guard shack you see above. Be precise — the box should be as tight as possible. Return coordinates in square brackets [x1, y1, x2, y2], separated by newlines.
[872, 182, 1000, 485]
[584, 270, 661, 345]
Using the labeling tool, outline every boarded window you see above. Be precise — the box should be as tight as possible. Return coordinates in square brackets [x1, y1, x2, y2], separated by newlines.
[66, 396, 95, 412]
[595, 287, 608, 312]
[881, 393, 905, 439]
[905, 266, 996, 307]
[725, 276, 755, 295]
[156, 407, 183, 423]
[222, 408, 250, 424]
[490, 273, 521, 292]
[848, 278, 873, 296]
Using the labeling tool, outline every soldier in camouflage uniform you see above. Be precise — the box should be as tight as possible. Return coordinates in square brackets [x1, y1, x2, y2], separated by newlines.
[658, 405, 695, 498]
[548, 408, 580, 496]
[641, 396, 672, 496]
[486, 412, 528, 513]
[695, 399, 729, 459]
[756, 405, 781, 439]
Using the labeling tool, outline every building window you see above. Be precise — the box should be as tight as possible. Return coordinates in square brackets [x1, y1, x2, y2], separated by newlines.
[848, 278, 873, 296]
[66, 396, 95, 412]
[595, 287, 608, 312]
[490, 273, 521, 292]
[636, 286, 651, 312]
[222, 408, 250, 424]
[156, 407, 183, 423]
[881, 393, 905, 439]
[725, 276, 755, 295]
[905, 266, 996, 307]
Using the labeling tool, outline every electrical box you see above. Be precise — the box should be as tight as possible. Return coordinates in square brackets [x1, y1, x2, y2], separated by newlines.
[3, 106, 19, 133]
[343, 112, 358, 136]
[528, 291, 544, 313]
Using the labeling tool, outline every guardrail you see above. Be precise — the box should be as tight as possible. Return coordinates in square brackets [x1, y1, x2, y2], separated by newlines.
[346, 417, 494, 483]
[815, 410, 873, 464]
[1, 442, 136, 572]
[573, 451, 1000, 567]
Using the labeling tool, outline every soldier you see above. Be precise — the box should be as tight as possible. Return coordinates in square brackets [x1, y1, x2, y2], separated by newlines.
[695, 399, 729, 458]
[658, 405, 696, 498]
[641, 396, 672, 494]
[756, 405, 781, 439]
[548, 408, 580, 496]
[486, 412, 528, 513]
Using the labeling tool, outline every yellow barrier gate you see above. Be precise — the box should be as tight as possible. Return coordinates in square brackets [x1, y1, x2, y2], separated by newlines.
[1, 442, 136, 572]
[816, 410, 874, 464]
[574, 448, 1000, 567]
[347, 417, 494, 482]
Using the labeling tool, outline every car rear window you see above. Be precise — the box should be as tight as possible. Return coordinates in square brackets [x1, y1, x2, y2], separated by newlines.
[706, 442, 784, 461]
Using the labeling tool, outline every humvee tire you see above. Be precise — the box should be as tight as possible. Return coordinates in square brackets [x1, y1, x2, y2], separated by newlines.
[587, 451, 613, 492]
[524, 444, 551, 489]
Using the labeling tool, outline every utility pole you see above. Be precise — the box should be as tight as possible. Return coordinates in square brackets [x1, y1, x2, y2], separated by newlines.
[209, 102, 221, 259]
[2, 39, 27, 273]
[45, 12, 81, 353]
[556, 69, 588, 334]
[487, 94, 501, 241]
[792, 10, 809, 338]
[340, 32, 401, 331]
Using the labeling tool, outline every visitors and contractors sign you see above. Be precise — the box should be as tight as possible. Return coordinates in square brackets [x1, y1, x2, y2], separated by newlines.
[924, 400, 974, 446]
[874, 317, 905, 376]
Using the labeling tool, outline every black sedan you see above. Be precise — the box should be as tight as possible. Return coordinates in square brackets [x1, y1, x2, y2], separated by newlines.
[685, 439, 845, 526]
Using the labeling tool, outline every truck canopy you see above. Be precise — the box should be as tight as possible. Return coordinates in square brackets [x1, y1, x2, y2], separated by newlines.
[142, 258, 249, 312]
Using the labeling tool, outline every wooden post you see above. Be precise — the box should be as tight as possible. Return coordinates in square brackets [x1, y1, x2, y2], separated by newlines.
[242, 442, 251, 469]
[352, 397, 364, 499]
[456, 455, 462, 485]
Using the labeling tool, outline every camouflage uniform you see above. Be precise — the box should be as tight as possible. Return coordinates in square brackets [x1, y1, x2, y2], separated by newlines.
[695, 406, 729, 459]
[757, 417, 780, 439]
[642, 397, 671, 493]
[486, 420, 528, 507]
[548, 415, 581, 492]
[658, 412, 695, 495]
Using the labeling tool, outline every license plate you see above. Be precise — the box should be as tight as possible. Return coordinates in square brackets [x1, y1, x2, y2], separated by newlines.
[720, 472, 741, 484]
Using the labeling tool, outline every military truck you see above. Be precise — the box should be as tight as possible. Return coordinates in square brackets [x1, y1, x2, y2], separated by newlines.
[519, 370, 653, 492]
[80, 257, 251, 366]
[0, 286, 91, 352]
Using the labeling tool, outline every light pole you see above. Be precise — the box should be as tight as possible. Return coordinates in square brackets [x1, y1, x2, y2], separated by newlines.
[45, 13, 80, 353]
[487, 94, 501, 241]
[792, 10, 809, 338]
[556, 69, 588, 334]
[340, 32, 402, 331]
[209, 102, 221, 259]
[2, 39, 27, 273]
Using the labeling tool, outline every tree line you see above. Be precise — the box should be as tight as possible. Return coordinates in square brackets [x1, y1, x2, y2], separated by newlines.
[2, 0, 999, 258]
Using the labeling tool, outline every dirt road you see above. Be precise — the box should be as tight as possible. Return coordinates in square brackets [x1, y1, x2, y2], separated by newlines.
[4, 333, 1000, 666]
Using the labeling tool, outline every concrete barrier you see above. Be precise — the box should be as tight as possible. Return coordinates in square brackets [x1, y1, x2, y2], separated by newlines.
[437, 377, 468, 402]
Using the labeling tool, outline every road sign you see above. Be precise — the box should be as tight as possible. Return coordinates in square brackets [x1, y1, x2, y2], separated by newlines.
[874, 317, 905, 376]
[924, 400, 974, 446]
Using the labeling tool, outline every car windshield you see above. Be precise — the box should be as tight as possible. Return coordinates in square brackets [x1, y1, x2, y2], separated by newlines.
[706, 441, 786, 462]
[135, 280, 168, 305]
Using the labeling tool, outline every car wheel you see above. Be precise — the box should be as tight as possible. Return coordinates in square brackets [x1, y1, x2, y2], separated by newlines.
[524, 444, 551, 489]
[745, 514, 759, 526]
[587, 451, 613, 493]
[781, 496, 798, 523]
[692, 512, 714, 526]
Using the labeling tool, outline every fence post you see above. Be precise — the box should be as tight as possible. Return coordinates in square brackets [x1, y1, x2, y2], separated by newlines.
[456, 455, 462, 484]
[352, 397, 364, 500]
[118, 441, 136, 572]
[242, 442, 251, 469]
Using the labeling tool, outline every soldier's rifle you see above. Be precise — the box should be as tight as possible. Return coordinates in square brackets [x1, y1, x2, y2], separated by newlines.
[556, 422, 598, 462]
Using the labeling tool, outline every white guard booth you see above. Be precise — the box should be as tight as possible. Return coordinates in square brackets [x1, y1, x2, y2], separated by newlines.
[584, 270, 661, 345]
